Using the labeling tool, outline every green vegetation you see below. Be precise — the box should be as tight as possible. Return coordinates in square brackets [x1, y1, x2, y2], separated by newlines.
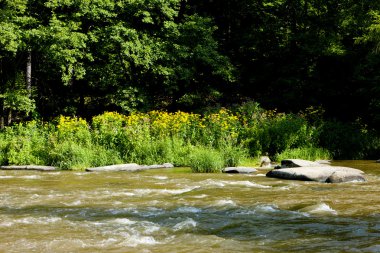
[275, 147, 332, 163]
[0, 1, 379, 170]
[0, 105, 378, 171]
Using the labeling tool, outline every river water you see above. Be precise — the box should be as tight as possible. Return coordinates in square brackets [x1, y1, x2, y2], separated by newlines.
[0, 161, 379, 252]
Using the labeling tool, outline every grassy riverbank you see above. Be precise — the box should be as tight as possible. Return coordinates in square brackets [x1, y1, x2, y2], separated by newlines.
[0, 103, 378, 171]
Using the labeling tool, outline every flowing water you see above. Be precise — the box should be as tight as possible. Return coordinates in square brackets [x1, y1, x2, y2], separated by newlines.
[0, 161, 379, 252]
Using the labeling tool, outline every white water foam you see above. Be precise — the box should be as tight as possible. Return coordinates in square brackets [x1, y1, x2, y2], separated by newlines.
[255, 204, 279, 213]
[192, 194, 208, 199]
[7, 217, 63, 225]
[152, 176, 168, 180]
[299, 203, 338, 215]
[133, 187, 198, 196]
[0, 175, 14, 179]
[111, 218, 136, 225]
[120, 234, 158, 247]
[176, 206, 202, 213]
[226, 180, 271, 188]
[200, 179, 226, 187]
[173, 218, 197, 231]
[256, 173, 266, 177]
[20, 175, 42, 179]
[214, 199, 237, 207]
[63, 200, 82, 206]
[200, 179, 270, 189]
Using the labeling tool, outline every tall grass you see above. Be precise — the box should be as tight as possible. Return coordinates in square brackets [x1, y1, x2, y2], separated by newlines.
[275, 147, 332, 162]
[189, 147, 224, 173]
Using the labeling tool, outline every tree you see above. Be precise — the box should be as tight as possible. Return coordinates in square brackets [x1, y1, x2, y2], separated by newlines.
[0, 0, 37, 127]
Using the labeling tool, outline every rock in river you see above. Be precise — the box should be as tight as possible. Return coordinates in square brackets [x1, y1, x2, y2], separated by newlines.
[223, 167, 257, 174]
[86, 163, 174, 172]
[280, 159, 328, 168]
[266, 166, 366, 183]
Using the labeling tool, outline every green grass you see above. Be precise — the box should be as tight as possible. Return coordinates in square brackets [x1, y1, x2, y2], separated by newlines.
[189, 147, 224, 173]
[275, 147, 332, 162]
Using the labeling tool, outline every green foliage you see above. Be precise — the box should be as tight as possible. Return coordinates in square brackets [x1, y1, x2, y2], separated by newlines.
[0, 105, 378, 170]
[1, 121, 49, 165]
[1, 73, 35, 115]
[220, 144, 247, 167]
[275, 147, 332, 163]
[189, 146, 224, 173]
[48, 141, 121, 170]
[239, 109, 316, 157]
[317, 121, 380, 159]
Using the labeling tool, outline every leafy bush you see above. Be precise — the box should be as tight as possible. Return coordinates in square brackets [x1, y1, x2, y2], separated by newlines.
[189, 147, 224, 173]
[220, 144, 247, 167]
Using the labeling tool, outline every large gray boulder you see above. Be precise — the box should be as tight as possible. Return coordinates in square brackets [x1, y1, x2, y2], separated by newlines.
[325, 170, 366, 183]
[280, 159, 328, 168]
[266, 166, 366, 183]
[223, 167, 257, 174]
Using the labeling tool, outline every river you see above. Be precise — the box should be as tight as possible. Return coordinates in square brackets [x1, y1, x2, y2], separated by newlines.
[0, 161, 379, 252]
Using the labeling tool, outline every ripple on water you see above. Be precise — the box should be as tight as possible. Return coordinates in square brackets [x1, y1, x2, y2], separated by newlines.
[175, 206, 202, 213]
[297, 203, 338, 216]
[213, 199, 237, 207]
[0, 217, 62, 227]
[173, 218, 197, 231]
[0, 175, 14, 179]
[200, 179, 271, 189]
[19, 175, 42, 179]
[133, 187, 199, 196]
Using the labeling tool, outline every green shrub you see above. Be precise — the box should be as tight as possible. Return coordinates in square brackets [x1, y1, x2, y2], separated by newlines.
[0, 121, 50, 165]
[275, 147, 332, 162]
[189, 147, 224, 173]
[220, 145, 247, 167]
[48, 141, 122, 170]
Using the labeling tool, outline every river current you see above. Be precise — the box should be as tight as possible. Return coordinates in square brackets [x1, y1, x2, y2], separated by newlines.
[0, 161, 379, 252]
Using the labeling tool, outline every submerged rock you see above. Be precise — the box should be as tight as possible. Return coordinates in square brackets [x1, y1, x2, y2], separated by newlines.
[266, 166, 365, 183]
[223, 167, 257, 174]
[86, 163, 174, 172]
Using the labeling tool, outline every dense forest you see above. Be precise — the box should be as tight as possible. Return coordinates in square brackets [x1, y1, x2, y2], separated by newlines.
[0, 1, 379, 166]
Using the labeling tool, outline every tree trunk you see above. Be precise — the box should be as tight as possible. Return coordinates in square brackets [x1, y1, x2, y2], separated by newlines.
[7, 109, 12, 126]
[26, 50, 32, 96]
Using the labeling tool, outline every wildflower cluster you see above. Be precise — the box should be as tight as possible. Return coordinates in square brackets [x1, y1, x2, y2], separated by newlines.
[56, 116, 91, 144]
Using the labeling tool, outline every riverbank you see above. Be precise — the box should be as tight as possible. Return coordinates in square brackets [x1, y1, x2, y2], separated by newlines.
[0, 108, 379, 171]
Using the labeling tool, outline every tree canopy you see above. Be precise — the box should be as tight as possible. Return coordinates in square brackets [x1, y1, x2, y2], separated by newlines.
[0, 0, 379, 129]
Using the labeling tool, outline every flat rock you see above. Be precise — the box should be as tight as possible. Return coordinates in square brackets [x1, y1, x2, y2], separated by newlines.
[0, 165, 57, 171]
[86, 163, 174, 172]
[280, 159, 328, 168]
[223, 167, 257, 174]
[376, 159, 380, 163]
[266, 166, 365, 183]
[315, 160, 332, 165]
